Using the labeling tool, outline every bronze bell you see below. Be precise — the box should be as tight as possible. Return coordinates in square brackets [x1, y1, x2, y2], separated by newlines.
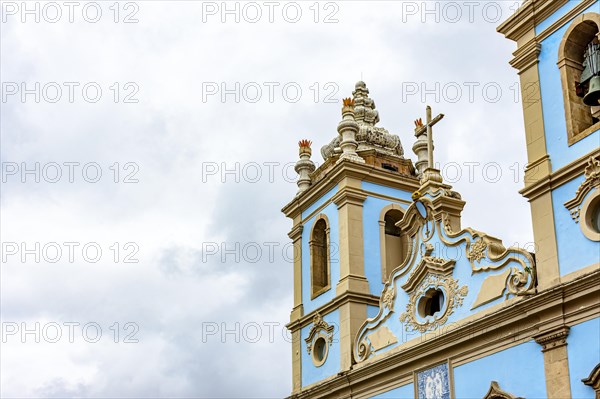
[583, 76, 600, 106]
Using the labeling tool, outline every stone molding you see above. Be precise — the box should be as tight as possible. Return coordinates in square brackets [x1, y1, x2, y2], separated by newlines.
[401, 257, 456, 293]
[282, 158, 419, 221]
[288, 224, 304, 241]
[533, 325, 570, 352]
[509, 39, 542, 74]
[287, 291, 380, 332]
[521, 148, 600, 201]
[331, 187, 367, 209]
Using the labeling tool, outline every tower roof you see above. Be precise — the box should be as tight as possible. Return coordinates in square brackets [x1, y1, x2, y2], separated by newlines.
[320, 81, 405, 161]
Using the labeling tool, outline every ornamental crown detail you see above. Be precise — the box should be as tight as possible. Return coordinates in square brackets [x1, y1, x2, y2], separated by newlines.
[298, 139, 312, 148]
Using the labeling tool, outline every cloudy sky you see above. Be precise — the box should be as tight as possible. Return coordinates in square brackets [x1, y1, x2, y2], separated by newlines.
[1, 1, 535, 397]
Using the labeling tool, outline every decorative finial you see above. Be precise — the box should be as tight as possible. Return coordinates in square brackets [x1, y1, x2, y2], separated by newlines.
[337, 96, 364, 165]
[294, 139, 316, 195]
[352, 82, 379, 126]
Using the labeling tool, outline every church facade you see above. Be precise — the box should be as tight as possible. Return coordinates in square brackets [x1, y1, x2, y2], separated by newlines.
[282, 1, 600, 398]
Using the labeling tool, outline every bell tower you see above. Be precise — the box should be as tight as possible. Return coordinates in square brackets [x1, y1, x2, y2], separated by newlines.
[282, 82, 421, 392]
[497, 1, 600, 289]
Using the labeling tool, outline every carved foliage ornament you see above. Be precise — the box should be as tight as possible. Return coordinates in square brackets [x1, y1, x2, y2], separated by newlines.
[565, 156, 600, 222]
[467, 239, 487, 263]
[382, 285, 396, 311]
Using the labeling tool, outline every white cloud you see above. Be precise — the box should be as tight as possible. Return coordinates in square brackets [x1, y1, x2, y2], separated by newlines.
[1, 1, 531, 397]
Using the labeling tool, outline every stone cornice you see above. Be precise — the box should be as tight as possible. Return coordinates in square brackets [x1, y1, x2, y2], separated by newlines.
[497, 0, 569, 42]
[520, 148, 600, 201]
[331, 187, 368, 208]
[282, 159, 420, 220]
[288, 269, 600, 399]
[287, 291, 380, 329]
[288, 225, 304, 242]
[533, 325, 570, 352]
[510, 40, 542, 74]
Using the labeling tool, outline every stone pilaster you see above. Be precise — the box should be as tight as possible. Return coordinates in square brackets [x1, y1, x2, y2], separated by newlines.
[288, 224, 304, 322]
[291, 329, 302, 394]
[331, 180, 369, 295]
[331, 178, 370, 371]
[534, 326, 572, 399]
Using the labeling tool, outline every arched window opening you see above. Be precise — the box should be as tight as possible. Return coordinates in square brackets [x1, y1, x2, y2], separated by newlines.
[558, 14, 600, 145]
[310, 217, 330, 298]
[381, 208, 409, 283]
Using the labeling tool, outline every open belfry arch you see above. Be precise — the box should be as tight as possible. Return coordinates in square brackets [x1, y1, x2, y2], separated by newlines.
[282, 3, 599, 396]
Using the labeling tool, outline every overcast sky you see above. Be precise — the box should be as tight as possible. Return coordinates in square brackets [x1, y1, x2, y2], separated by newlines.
[1, 1, 535, 397]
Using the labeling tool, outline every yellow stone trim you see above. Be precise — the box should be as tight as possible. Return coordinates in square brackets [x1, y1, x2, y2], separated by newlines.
[569, 122, 600, 146]
[288, 225, 304, 322]
[509, 39, 541, 73]
[291, 328, 303, 394]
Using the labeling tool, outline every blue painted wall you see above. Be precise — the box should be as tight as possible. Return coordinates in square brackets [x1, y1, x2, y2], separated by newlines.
[568, 317, 600, 399]
[454, 341, 547, 398]
[370, 383, 414, 399]
[537, 1, 600, 172]
[552, 176, 600, 276]
[301, 185, 338, 220]
[367, 305, 380, 319]
[300, 309, 341, 387]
